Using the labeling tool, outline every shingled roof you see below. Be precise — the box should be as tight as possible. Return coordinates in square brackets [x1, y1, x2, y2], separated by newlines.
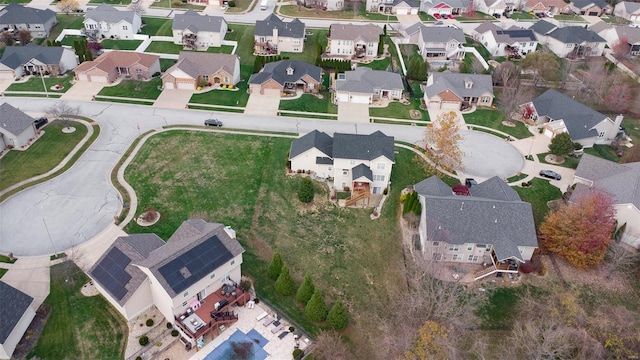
[547, 26, 605, 44]
[572, 0, 607, 10]
[424, 71, 494, 100]
[165, 52, 238, 79]
[249, 60, 321, 87]
[329, 23, 382, 43]
[255, 14, 305, 39]
[0, 103, 34, 136]
[335, 67, 403, 94]
[405, 23, 465, 43]
[289, 130, 394, 163]
[573, 154, 640, 209]
[289, 130, 333, 159]
[0, 43, 69, 70]
[172, 10, 226, 33]
[0, 281, 34, 344]
[530, 19, 558, 35]
[0, 3, 55, 27]
[85, 4, 136, 24]
[74, 51, 159, 73]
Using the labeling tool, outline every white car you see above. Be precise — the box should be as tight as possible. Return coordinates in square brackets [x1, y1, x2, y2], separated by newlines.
[544, 11, 554, 18]
[629, 23, 640, 28]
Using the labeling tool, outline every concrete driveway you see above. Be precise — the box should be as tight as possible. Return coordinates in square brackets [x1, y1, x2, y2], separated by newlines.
[337, 101, 370, 123]
[154, 89, 195, 109]
[61, 81, 105, 101]
[395, 14, 421, 26]
[429, 108, 466, 128]
[244, 90, 281, 116]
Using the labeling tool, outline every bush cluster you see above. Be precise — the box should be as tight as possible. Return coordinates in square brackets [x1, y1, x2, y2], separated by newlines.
[297, 177, 314, 203]
[402, 191, 421, 216]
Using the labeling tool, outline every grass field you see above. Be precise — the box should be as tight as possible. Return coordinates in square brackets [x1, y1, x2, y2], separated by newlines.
[464, 109, 533, 139]
[513, 177, 562, 225]
[145, 41, 234, 54]
[141, 17, 174, 36]
[49, 14, 85, 41]
[0, 268, 6, 278]
[278, 92, 337, 114]
[97, 78, 163, 100]
[6, 74, 74, 93]
[149, 0, 205, 10]
[101, 39, 143, 50]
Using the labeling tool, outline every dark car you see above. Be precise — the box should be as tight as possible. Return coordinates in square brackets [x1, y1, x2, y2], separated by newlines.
[204, 119, 223, 127]
[539, 170, 561, 180]
[493, 12, 501, 18]
[452, 184, 470, 196]
[503, 11, 511, 18]
[465, 178, 478, 187]
[34, 117, 48, 129]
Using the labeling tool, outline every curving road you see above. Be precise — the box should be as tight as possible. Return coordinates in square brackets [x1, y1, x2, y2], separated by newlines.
[0, 98, 522, 256]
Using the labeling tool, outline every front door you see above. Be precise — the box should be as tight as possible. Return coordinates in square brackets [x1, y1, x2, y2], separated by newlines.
[197, 289, 206, 301]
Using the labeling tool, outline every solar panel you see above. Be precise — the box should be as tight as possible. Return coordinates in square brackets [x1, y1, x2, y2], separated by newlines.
[90, 247, 132, 300]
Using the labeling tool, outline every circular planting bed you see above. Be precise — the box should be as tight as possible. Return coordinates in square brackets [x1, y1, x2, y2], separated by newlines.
[410, 110, 422, 119]
[62, 127, 76, 133]
[137, 210, 161, 227]
[544, 154, 565, 164]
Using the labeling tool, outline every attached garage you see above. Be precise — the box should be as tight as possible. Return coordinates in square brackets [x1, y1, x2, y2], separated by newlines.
[89, 75, 108, 83]
[588, 11, 599, 15]
[164, 82, 174, 90]
[441, 101, 461, 110]
[350, 94, 371, 104]
[396, 8, 409, 14]
[177, 81, 194, 90]
[77, 73, 89, 81]
[0, 71, 14, 79]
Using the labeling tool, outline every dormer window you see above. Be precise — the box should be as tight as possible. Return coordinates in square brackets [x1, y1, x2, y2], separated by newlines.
[464, 80, 473, 89]
[286, 66, 294, 75]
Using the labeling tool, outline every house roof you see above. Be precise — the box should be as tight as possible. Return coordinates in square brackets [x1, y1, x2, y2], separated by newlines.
[136, 219, 244, 298]
[75, 51, 159, 73]
[530, 19, 558, 35]
[333, 130, 395, 162]
[392, 0, 420, 7]
[352, 163, 373, 181]
[492, 29, 537, 44]
[406, 23, 465, 43]
[0, 102, 34, 135]
[618, 1, 640, 14]
[470, 176, 522, 201]
[0, 3, 55, 26]
[0, 281, 34, 344]
[0, 43, 68, 70]
[547, 26, 606, 44]
[254, 14, 305, 39]
[424, 71, 494, 100]
[289, 129, 333, 159]
[531, 89, 607, 140]
[415, 176, 538, 262]
[526, 0, 569, 10]
[588, 21, 613, 34]
[172, 10, 226, 33]
[474, 21, 502, 34]
[572, 154, 640, 209]
[572, 0, 608, 10]
[615, 25, 640, 44]
[85, 4, 136, 24]
[423, 0, 470, 8]
[165, 52, 238, 80]
[335, 67, 403, 94]
[329, 23, 382, 43]
[248, 60, 321, 87]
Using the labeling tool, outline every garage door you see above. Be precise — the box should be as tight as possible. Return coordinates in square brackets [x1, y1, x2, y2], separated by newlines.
[164, 82, 174, 90]
[77, 74, 89, 81]
[351, 94, 370, 104]
[544, 128, 554, 138]
[396, 8, 408, 14]
[0, 71, 14, 79]
[428, 101, 441, 110]
[177, 82, 193, 90]
[588, 11, 598, 15]
[89, 75, 107, 83]
[441, 101, 460, 110]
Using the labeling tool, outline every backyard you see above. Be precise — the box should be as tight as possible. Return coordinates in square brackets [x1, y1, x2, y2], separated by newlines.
[100, 39, 143, 51]
[140, 17, 173, 37]
[144, 41, 234, 55]
[278, 5, 398, 21]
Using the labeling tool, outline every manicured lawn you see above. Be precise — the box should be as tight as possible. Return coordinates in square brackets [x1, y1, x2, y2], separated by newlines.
[554, 14, 587, 22]
[160, 58, 177, 71]
[510, 12, 537, 20]
[278, 92, 337, 114]
[281, 29, 329, 65]
[506, 172, 528, 182]
[513, 177, 562, 225]
[145, 41, 234, 54]
[6, 74, 74, 93]
[189, 80, 249, 107]
[278, 5, 397, 21]
[28, 261, 128, 360]
[0, 254, 17, 263]
[101, 39, 143, 50]
[97, 78, 163, 100]
[601, 15, 629, 24]
[537, 153, 580, 169]
[0, 121, 88, 191]
[457, 12, 497, 21]
[418, 12, 434, 21]
[465, 37, 491, 59]
[122, 132, 436, 358]
[359, 57, 391, 71]
[60, 35, 86, 47]
[89, 0, 131, 4]
[0, 0, 31, 3]
[476, 287, 522, 330]
[49, 14, 85, 42]
[464, 109, 532, 139]
[370, 100, 429, 121]
[141, 17, 174, 36]
[0, 268, 6, 279]
[149, 0, 205, 10]
[226, 24, 256, 67]
[225, 0, 252, 12]
[584, 144, 621, 162]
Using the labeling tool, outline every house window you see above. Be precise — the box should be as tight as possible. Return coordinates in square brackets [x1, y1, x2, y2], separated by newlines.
[123, 25, 128, 30]
[373, 174, 385, 182]
[452, 254, 461, 261]
[184, 291, 189, 297]
[468, 255, 478, 262]
[468, 255, 474, 261]
[135, 68, 142, 75]
[433, 253, 442, 261]
[183, 301, 188, 306]
[224, 76, 229, 83]
[328, 166, 332, 171]
[308, 83, 314, 89]
[210, 273, 215, 279]
[342, 169, 349, 176]
[566, 44, 572, 48]
[377, 162, 385, 170]
[467, 244, 473, 251]
[480, 96, 490, 104]
[530, 42, 534, 46]
[230, 260, 235, 265]
[599, 131, 605, 137]
[349, 160, 356, 165]
[203, 75, 209, 81]
[341, 182, 347, 189]
[448, 245, 460, 251]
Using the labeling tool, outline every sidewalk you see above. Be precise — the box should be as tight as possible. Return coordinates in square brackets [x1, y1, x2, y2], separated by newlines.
[1, 257, 51, 310]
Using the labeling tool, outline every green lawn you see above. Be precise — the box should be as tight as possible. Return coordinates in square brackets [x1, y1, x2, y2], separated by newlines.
[0, 121, 88, 191]
[60, 35, 86, 47]
[510, 12, 537, 20]
[537, 153, 581, 169]
[281, 29, 329, 65]
[226, 24, 256, 68]
[48, 14, 85, 42]
[29, 261, 128, 360]
[370, 100, 429, 121]
[225, 0, 252, 12]
[457, 12, 497, 21]
[278, 5, 397, 21]
[160, 58, 177, 71]
[463, 109, 532, 139]
[465, 37, 491, 60]
[0, 268, 6, 279]
[0, 0, 31, 3]
[189, 79, 250, 107]
[584, 145, 621, 162]
[0, 254, 17, 263]
[145, 41, 234, 54]
[418, 12, 435, 21]
[513, 177, 562, 225]
[359, 58, 391, 71]
[88, 0, 131, 4]
[278, 92, 337, 114]
[149, 0, 205, 10]
[97, 78, 163, 100]
[506, 172, 528, 183]
[141, 17, 174, 36]
[100, 39, 143, 51]
[476, 287, 522, 330]
[554, 14, 587, 22]
[6, 74, 74, 93]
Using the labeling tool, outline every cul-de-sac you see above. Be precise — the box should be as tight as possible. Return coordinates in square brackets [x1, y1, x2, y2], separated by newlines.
[0, 0, 639, 358]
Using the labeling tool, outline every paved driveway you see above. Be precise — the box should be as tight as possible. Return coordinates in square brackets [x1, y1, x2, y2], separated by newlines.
[154, 89, 195, 109]
[244, 90, 280, 116]
[428, 109, 466, 128]
[395, 14, 421, 26]
[337, 101, 370, 123]
[61, 81, 105, 101]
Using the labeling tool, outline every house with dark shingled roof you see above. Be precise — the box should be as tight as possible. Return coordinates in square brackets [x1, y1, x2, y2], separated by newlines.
[162, 52, 240, 90]
[249, 59, 321, 95]
[254, 14, 305, 55]
[83, 4, 141, 40]
[530, 20, 606, 58]
[473, 22, 538, 58]
[172, 10, 227, 51]
[0, 3, 56, 38]
[0, 281, 36, 359]
[0, 102, 38, 150]
[0, 43, 78, 79]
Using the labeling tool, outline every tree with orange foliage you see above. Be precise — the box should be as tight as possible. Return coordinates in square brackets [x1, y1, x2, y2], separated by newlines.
[423, 111, 464, 175]
[404, 320, 449, 360]
[539, 189, 616, 269]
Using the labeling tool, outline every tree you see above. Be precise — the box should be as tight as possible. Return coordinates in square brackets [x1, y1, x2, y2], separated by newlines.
[406, 54, 428, 81]
[498, 85, 534, 122]
[548, 132, 574, 158]
[46, 101, 81, 130]
[57, 0, 79, 14]
[403, 320, 449, 360]
[312, 331, 351, 360]
[129, 1, 146, 16]
[605, 83, 633, 113]
[493, 61, 518, 87]
[1, 31, 15, 46]
[17, 30, 32, 45]
[539, 189, 617, 269]
[298, 177, 314, 203]
[327, 299, 350, 330]
[295, 273, 315, 305]
[267, 252, 283, 280]
[520, 52, 559, 85]
[466, 0, 476, 16]
[611, 38, 630, 61]
[275, 265, 297, 296]
[305, 289, 328, 322]
[423, 111, 464, 174]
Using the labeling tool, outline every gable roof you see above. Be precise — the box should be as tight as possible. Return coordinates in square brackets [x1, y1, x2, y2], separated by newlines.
[0, 281, 34, 344]
[172, 10, 225, 33]
[526, 0, 570, 9]
[548, 26, 606, 44]
[85, 4, 136, 24]
[335, 67, 403, 94]
[289, 130, 333, 159]
[530, 19, 558, 35]
[333, 130, 395, 162]
[615, 25, 640, 44]
[249, 60, 321, 86]
[415, 176, 538, 262]
[254, 14, 305, 39]
[0, 3, 55, 26]
[492, 29, 537, 44]
[531, 89, 608, 140]
[572, 0, 608, 9]
[0, 43, 68, 70]
[0, 102, 34, 135]
[423, 0, 470, 8]
[588, 20, 613, 34]
[474, 21, 502, 34]
[424, 71, 494, 100]
[352, 163, 373, 181]
[165, 52, 238, 79]
[406, 23, 465, 43]
[392, 0, 420, 7]
[618, 1, 640, 14]
[573, 154, 640, 209]
[329, 23, 382, 43]
[75, 51, 159, 73]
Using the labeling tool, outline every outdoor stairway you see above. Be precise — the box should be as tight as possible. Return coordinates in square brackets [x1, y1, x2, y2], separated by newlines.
[473, 266, 498, 281]
[345, 190, 369, 207]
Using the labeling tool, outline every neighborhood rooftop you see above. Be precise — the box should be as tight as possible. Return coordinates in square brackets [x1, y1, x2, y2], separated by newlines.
[85, 4, 136, 24]
[0, 281, 34, 345]
[573, 154, 640, 209]
[0, 103, 34, 136]
[172, 10, 225, 33]
[254, 14, 305, 38]
[249, 60, 321, 86]
[335, 67, 403, 94]
[0, 3, 55, 25]
[0, 43, 68, 70]
[329, 23, 382, 43]
[167, 52, 239, 79]
[406, 23, 465, 43]
[424, 71, 494, 100]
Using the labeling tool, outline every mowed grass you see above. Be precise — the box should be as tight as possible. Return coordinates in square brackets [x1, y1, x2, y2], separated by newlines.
[0, 121, 87, 191]
[464, 109, 533, 139]
[278, 93, 337, 114]
[513, 177, 562, 225]
[6, 74, 74, 93]
[145, 41, 234, 54]
[49, 14, 85, 41]
[141, 17, 174, 36]
[100, 39, 143, 50]
[123, 132, 433, 357]
[29, 261, 127, 360]
[97, 78, 163, 100]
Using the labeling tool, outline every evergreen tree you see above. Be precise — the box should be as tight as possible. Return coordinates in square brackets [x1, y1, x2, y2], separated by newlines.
[254, 56, 262, 73]
[298, 177, 314, 203]
[378, 34, 384, 56]
[407, 54, 427, 81]
[327, 299, 350, 330]
[296, 273, 315, 304]
[549, 132, 574, 157]
[267, 252, 283, 280]
[305, 289, 328, 322]
[275, 265, 296, 296]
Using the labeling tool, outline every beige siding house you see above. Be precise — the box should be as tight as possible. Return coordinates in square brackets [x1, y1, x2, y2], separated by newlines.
[254, 14, 305, 55]
[162, 52, 240, 90]
[74, 51, 160, 83]
[249, 60, 322, 95]
[172, 10, 227, 51]
[327, 23, 382, 61]
[423, 71, 494, 110]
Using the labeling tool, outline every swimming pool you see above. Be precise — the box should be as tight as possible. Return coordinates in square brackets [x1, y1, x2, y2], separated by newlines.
[204, 329, 269, 360]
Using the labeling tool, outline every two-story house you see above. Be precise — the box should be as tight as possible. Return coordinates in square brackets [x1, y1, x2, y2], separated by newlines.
[570, 0, 612, 16]
[403, 23, 465, 64]
[477, 0, 507, 16]
[327, 23, 382, 61]
[614, 1, 640, 24]
[172, 10, 227, 51]
[83, 4, 141, 40]
[0, 3, 56, 39]
[366, 0, 420, 14]
[590, 22, 640, 56]
[0, 43, 78, 79]
[473, 22, 537, 58]
[334, 67, 403, 104]
[424, 71, 494, 110]
[530, 20, 606, 58]
[254, 14, 305, 55]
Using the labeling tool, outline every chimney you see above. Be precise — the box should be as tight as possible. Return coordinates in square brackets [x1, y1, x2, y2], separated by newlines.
[614, 114, 623, 130]
[224, 226, 236, 239]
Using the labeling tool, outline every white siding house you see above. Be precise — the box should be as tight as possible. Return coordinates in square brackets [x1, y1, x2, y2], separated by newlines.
[83, 4, 141, 39]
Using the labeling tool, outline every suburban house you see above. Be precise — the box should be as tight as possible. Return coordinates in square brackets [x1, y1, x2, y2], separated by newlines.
[172, 10, 227, 51]
[522, 0, 572, 15]
[0, 3, 56, 39]
[89, 219, 249, 348]
[309, 0, 347, 11]
[420, 0, 469, 15]
[530, 20, 606, 58]
[0, 281, 36, 359]
[289, 130, 395, 205]
[248, 60, 321, 95]
[0, 102, 38, 150]
[423, 71, 494, 110]
[519, 89, 623, 147]
[74, 51, 160, 83]
[572, 154, 640, 249]
[477, 0, 507, 16]
[365, 0, 420, 14]
[414, 176, 538, 281]
[254, 14, 305, 55]
[83, 4, 142, 40]
[326, 23, 383, 61]
[473, 22, 538, 58]
[570, 0, 611, 16]
[334, 67, 403, 104]
[403, 23, 465, 63]
[589, 22, 640, 56]
[0, 43, 78, 79]
[614, 1, 640, 24]
[162, 52, 240, 90]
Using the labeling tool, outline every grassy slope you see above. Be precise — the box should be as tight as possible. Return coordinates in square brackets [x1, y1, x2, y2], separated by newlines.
[464, 109, 532, 139]
[513, 178, 562, 225]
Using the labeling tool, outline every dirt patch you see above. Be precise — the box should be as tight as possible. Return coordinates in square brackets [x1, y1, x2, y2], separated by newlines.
[410, 110, 422, 119]
[544, 154, 565, 164]
[12, 303, 51, 359]
[81, 280, 99, 296]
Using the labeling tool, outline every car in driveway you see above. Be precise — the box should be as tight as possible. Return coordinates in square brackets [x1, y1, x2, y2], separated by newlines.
[465, 178, 478, 187]
[204, 119, 223, 127]
[433, 13, 442, 19]
[34, 117, 48, 129]
[539, 170, 561, 180]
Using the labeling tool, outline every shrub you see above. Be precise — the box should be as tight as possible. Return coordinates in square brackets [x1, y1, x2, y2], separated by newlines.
[298, 177, 314, 203]
[327, 299, 350, 330]
[171, 330, 179, 337]
[146, 319, 154, 327]
[305, 289, 328, 322]
[293, 349, 304, 359]
[289, 326, 295, 332]
[136, 357, 142, 360]
[139, 335, 149, 346]
[296, 273, 315, 305]
[254, 298, 260, 304]
[166, 322, 173, 329]
[383, 187, 388, 195]
[268, 252, 283, 280]
[228, 0, 235, 6]
[240, 278, 253, 291]
[538, 263, 547, 276]
[275, 265, 297, 296]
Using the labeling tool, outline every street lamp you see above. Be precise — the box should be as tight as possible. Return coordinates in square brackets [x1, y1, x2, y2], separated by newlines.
[42, 218, 57, 257]
[40, 67, 48, 98]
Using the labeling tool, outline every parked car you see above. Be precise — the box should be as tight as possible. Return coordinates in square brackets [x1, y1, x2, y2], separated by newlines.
[452, 184, 470, 196]
[434, 13, 442, 19]
[544, 11, 554, 18]
[204, 119, 223, 127]
[493, 12, 501, 18]
[535, 12, 546, 18]
[629, 23, 640, 28]
[539, 170, 561, 180]
[503, 11, 511, 18]
[448, 14, 455, 19]
[465, 178, 478, 187]
[34, 117, 48, 129]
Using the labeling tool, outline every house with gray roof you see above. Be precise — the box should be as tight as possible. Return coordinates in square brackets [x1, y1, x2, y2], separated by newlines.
[590, 22, 640, 56]
[571, 0, 611, 16]
[414, 176, 538, 280]
[327, 23, 383, 61]
[334, 67, 403, 104]
[614, 1, 640, 24]
[254, 14, 305, 55]
[0, 281, 36, 359]
[162, 52, 240, 90]
[477, 0, 507, 16]
[403, 23, 465, 63]
[83, 4, 141, 40]
[0, 102, 38, 150]
[473, 22, 537, 58]
[423, 71, 494, 110]
[172, 10, 227, 51]
[572, 154, 640, 249]
[531, 20, 606, 58]
[519, 89, 622, 147]
[365, 0, 419, 14]
[420, 0, 469, 15]
[0, 3, 56, 38]
[249, 59, 321, 95]
[0, 43, 78, 79]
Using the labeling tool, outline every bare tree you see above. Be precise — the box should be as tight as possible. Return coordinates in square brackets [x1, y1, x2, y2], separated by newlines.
[17, 30, 32, 45]
[493, 61, 518, 87]
[1, 31, 15, 46]
[604, 241, 640, 277]
[611, 38, 630, 61]
[499, 85, 535, 123]
[46, 101, 81, 130]
[312, 331, 351, 360]
[129, 1, 146, 16]
[56, 0, 80, 14]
